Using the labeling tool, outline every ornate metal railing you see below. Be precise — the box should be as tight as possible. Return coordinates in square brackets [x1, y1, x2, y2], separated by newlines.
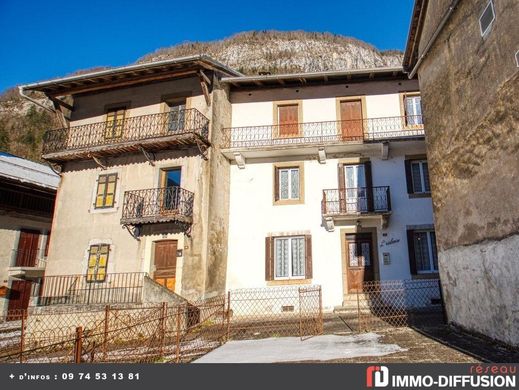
[223, 115, 424, 149]
[37, 272, 146, 306]
[120, 186, 194, 225]
[42, 109, 210, 155]
[321, 186, 391, 215]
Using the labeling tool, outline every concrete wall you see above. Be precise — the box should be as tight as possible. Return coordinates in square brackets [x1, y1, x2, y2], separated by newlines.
[226, 84, 434, 309]
[0, 213, 51, 315]
[416, 0, 519, 346]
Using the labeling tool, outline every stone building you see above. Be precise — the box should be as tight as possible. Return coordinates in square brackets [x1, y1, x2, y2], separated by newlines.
[404, 0, 519, 346]
[0, 153, 59, 317]
[20, 56, 240, 305]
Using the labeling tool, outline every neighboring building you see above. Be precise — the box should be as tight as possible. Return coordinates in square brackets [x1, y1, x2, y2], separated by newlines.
[404, 0, 519, 346]
[21, 56, 240, 304]
[0, 153, 59, 317]
[221, 68, 437, 309]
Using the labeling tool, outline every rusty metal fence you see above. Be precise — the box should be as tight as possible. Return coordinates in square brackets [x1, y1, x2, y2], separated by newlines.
[355, 279, 445, 331]
[227, 285, 323, 340]
[0, 286, 323, 363]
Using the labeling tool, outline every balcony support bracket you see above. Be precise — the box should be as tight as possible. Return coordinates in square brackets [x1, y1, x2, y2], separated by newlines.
[233, 152, 246, 169]
[318, 148, 326, 164]
[45, 161, 63, 176]
[199, 71, 211, 107]
[195, 139, 209, 160]
[139, 146, 155, 166]
[91, 155, 107, 170]
[123, 224, 141, 241]
[323, 217, 335, 232]
[381, 215, 390, 229]
[381, 142, 390, 160]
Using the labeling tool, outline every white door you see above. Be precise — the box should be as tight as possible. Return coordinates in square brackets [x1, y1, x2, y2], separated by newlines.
[344, 164, 367, 212]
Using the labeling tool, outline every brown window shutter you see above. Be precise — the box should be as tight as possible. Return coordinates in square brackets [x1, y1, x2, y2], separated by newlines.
[406, 229, 417, 275]
[274, 167, 280, 201]
[305, 235, 313, 279]
[338, 163, 345, 212]
[404, 159, 413, 194]
[265, 236, 274, 281]
[364, 160, 374, 211]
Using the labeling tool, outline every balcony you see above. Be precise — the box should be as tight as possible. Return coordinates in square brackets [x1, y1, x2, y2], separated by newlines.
[321, 187, 391, 230]
[222, 116, 424, 162]
[120, 186, 194, 227]
[7, 249, 46, 280]
[42, 109, 210, 162]
[36, 272, 146, 306]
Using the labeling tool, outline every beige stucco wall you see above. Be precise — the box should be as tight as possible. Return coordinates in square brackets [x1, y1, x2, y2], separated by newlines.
[46, 74, 232, 302]
[416, 0, 519, 346]
[0, 213, 51, 315]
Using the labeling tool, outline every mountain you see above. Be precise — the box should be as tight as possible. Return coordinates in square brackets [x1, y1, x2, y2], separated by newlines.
[0, 31, 403, 161]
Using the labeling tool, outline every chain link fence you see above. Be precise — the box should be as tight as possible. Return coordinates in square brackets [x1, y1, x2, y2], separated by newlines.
[0, 285, 323, 363]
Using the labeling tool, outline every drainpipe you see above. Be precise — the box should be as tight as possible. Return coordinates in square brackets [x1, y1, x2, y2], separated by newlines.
[17, 86, 55, 114]
[408, 0, 461, 79]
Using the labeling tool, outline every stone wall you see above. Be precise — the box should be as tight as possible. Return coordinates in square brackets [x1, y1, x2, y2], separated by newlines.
[416, 0, 519, 346]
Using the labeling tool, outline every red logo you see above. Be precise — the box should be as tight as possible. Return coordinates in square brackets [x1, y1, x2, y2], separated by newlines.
[367, 366, 389, 387]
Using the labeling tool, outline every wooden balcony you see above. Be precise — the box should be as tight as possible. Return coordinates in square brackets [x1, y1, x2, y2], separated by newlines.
[120, 186, 194, 226]
[42, 109, 210, 162]
[222, 116, 424, 161]
[321, 187, 391, 230]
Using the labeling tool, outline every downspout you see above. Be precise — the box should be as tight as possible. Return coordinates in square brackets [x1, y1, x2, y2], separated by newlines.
[18, 86, 56, 114]
[408, 0, 461, 78]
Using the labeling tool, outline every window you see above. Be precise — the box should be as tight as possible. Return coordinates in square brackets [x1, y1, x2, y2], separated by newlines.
[405, 158, 430, 196]
[166, 99, 186, 132]
[95, 173, 118, 208]
[479, 0, 495, 36]
[265, 235, 312, 281]
[105, 107, 126, 139]
[274, 163, 304, 204]
[87, 244, 110, 282]
[408, 230, 438, 274]
[403, 94, 423, 126]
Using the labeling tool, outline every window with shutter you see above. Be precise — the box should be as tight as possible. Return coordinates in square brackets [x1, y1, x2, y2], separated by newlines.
[410, 230, 438, 274]
[267, 235, 312, 281]
[403, 94, 423, 126]
[95, 173, 118, 208]
[105, 107, 126, 139]
[274, 163, 304, 204]
[405, 159, 431, 196]
[87, 244, 110, 282]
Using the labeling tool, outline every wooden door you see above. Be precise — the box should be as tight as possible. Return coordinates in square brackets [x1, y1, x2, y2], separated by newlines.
[345, 233, 374, 293]
[340, 100, 364, 140]
[16, 229, 40, 267]
[153, 240, 178, 292]
[278, 104, 299, 137]
[7, 280, 32, 318]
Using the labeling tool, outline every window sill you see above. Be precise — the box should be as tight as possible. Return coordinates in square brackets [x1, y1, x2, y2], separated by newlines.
[273, 199, 304, 206]
[408, 192, 431, 199]
[89, 206, 119, 214]
[267, 279, 312, 286]
[412, 273, 439, 280]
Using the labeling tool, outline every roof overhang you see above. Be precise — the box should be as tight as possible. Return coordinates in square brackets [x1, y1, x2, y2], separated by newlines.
[221, 67, 409, 89]
[21, 55, 243, 97]
[403, 0, 428, 72]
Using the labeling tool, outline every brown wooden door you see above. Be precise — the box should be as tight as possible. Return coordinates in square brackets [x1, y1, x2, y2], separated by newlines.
[153, 240, 178, 292]
[16, 230, 40, 267]
[278, 104, 299, 137]
[340, 100, 364, 140]
[7, 280, 32, 318]
[345, 233, 374, 293]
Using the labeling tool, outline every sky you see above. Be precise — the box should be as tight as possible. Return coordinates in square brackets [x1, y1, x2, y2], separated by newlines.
[0, 0, 415, 92]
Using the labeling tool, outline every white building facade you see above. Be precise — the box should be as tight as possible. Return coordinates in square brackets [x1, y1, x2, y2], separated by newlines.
[222, 69, 437, 310]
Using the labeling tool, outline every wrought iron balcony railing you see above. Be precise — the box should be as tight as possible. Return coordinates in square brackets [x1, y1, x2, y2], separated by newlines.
[321, 187, 391, 216]
[120, 186, 194, 226]
[223, 115, 424, 149]
[42, 108, 210, 158]
[37, 272, 146, 306]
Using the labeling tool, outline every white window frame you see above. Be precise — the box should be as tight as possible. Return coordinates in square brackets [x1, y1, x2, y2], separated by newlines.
[415, 230, 438, 274]
[404, 95, 423, 125]
[410, 160, 430, 194]
[273, 236, 305, 280]
[278, 167, 300, 200]
[479, 0, 495, 37]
